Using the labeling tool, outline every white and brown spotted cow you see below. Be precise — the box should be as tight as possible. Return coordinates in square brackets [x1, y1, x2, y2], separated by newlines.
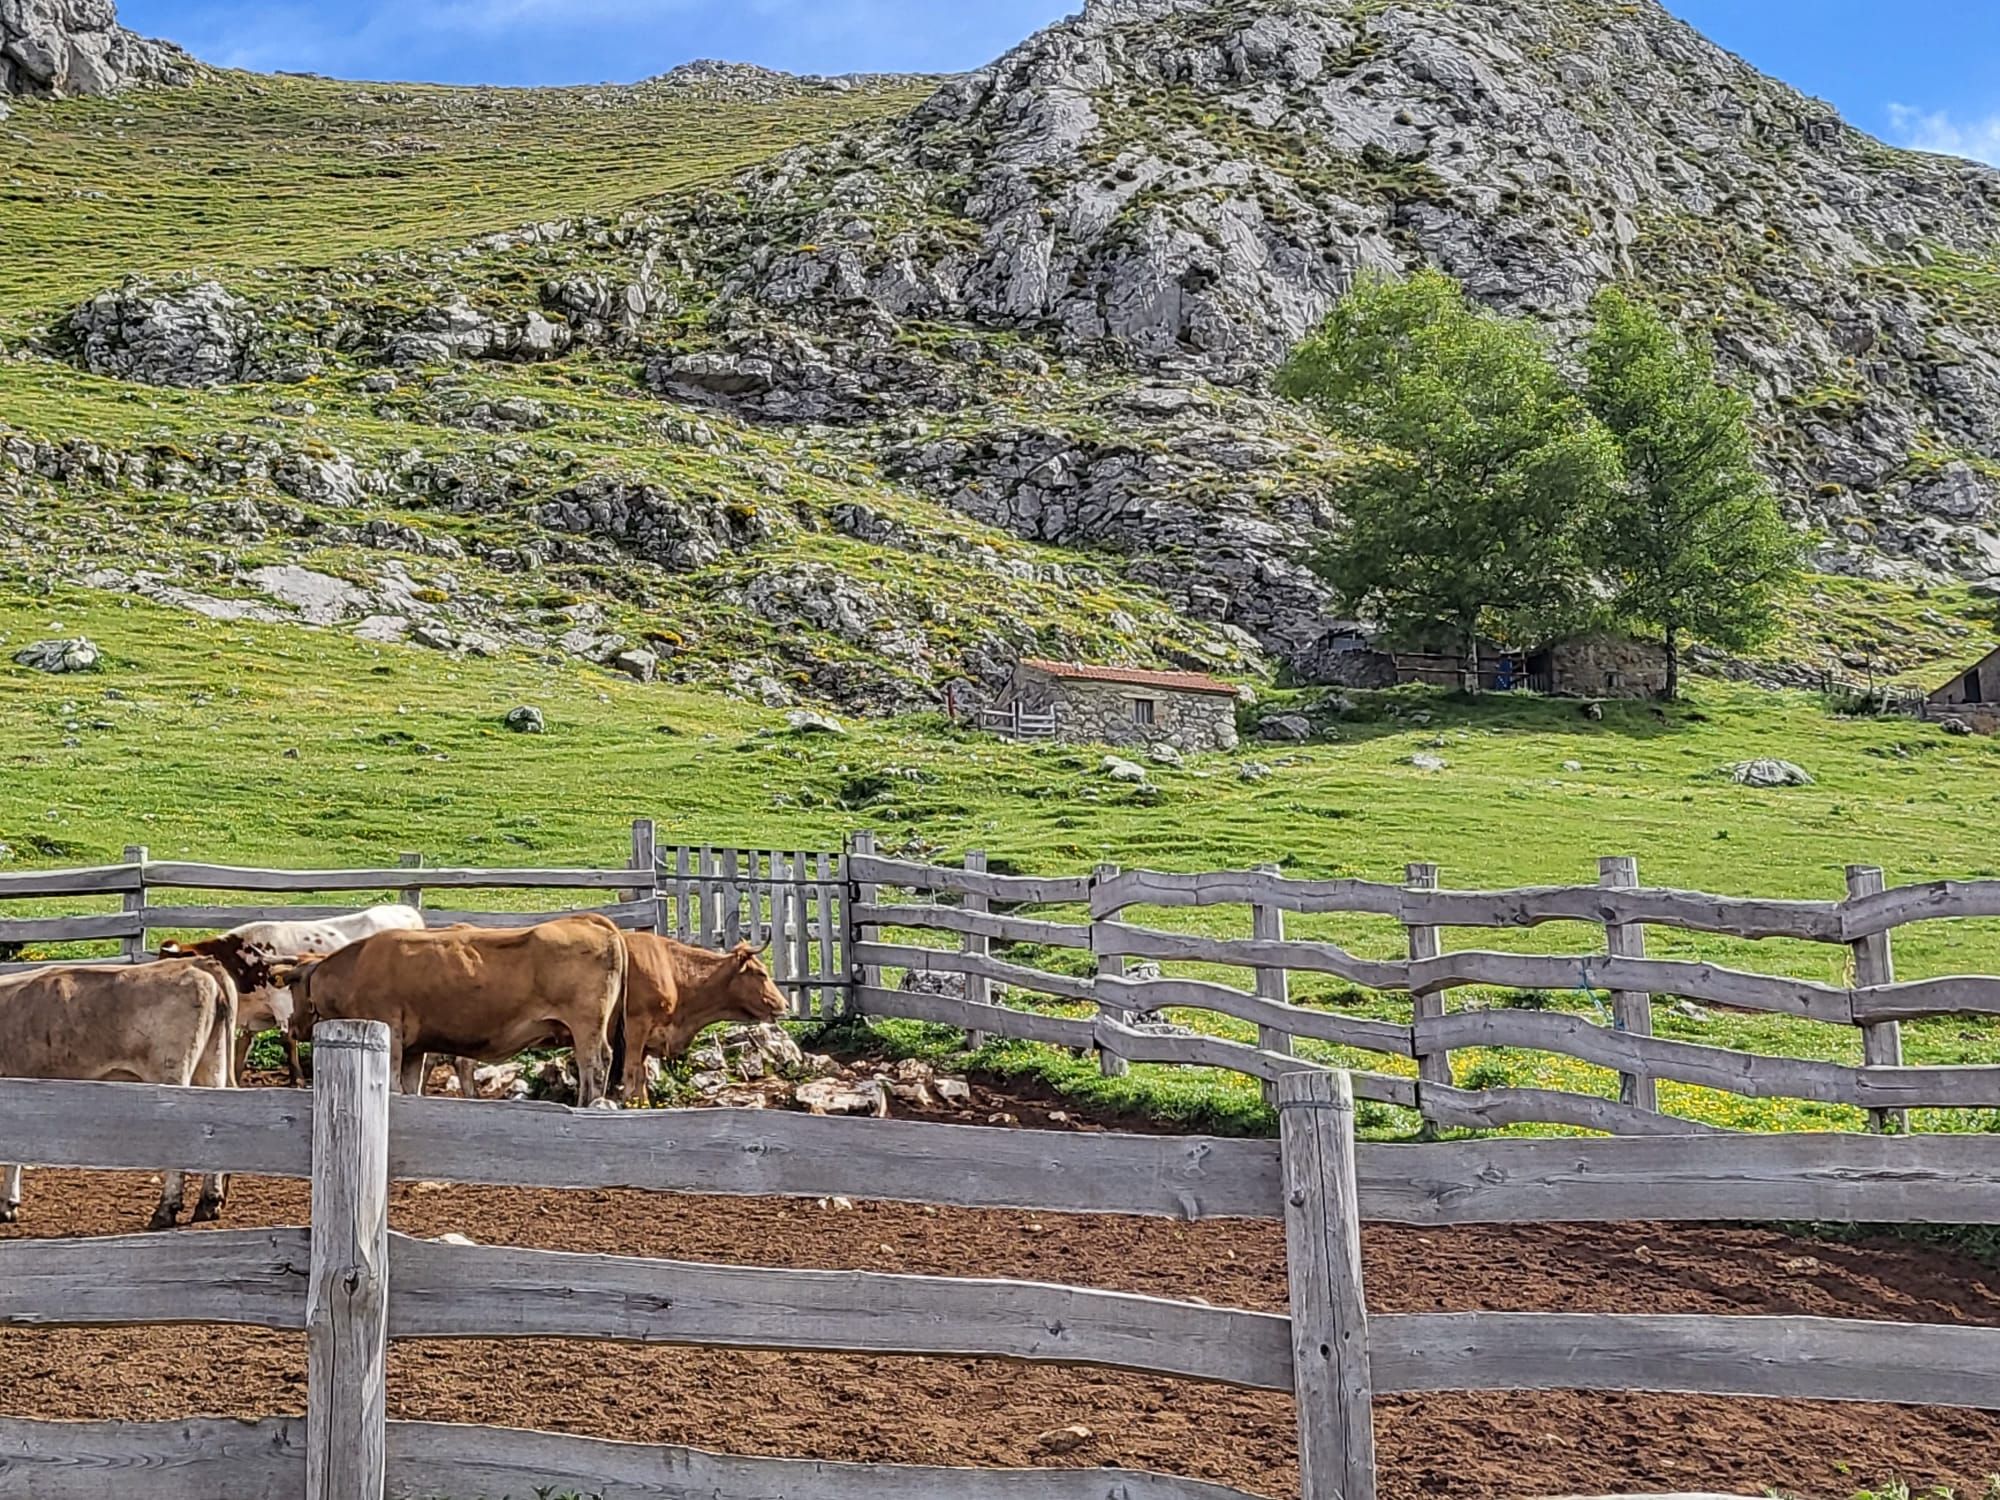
[0, 957, 239, 1230]
[160, 904, 424, 1084]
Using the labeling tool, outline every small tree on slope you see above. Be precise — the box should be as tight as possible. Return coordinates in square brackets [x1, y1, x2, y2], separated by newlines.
[1278, 270, 1621, 683]
[1583, 287, 1805, 700]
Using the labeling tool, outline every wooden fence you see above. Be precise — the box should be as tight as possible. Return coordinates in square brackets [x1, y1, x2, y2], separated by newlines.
[0, 821, 849, 1020]
[848, 849, 2000, 1136]
[11, 828, 2000, 1133]
[4, 1044, 2000, 1499]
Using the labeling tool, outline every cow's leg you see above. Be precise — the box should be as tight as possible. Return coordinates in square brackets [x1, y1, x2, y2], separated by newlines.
[232, 1028, 255, 1084]
[617, 1023, 652, 1103]
[456, 1057, 479, 1100]
[193, 1012, 234, 1224]
[285, 1030, 306, 1087]
[150, 1171, 187, 1232]
[574, 1012, 616, 1109]
[1, 1164, 20, 1224]
[397, 1045, 426, 1098]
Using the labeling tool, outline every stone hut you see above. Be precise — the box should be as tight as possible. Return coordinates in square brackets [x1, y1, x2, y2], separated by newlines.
[996, 659, 1240, 752]
[1927, 645, 2000, 734]
[1528, 634, 1671, 700]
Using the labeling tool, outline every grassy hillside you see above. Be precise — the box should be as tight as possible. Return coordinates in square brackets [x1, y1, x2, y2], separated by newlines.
[6, 586, 1999, 1138]
[0, 72, 929, 332]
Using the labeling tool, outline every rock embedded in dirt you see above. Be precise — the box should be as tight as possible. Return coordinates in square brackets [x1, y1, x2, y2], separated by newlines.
[1031, 1424, 1094, 1456]
[934, 1077, 972, 1107]
[795, 1078, 889, 1118]
[13, 637, 98, 673]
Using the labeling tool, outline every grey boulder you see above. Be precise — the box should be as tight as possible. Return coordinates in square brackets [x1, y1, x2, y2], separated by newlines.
[14, 637, 99, 673]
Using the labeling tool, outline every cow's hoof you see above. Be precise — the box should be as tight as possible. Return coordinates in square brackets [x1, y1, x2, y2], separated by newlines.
[146, 1209, 180, 1232]
[192, 1200, 223, 1225]
[0, 1205, 18, 1225]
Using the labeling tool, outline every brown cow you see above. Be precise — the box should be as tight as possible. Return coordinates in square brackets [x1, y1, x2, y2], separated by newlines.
[282, 915, 627, 1104]
[0, 957, 239, 1230]
[613, 934, 792, 1100]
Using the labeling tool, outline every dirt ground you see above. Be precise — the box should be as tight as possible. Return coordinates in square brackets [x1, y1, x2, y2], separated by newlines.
[4, 1081, 1999, 1499]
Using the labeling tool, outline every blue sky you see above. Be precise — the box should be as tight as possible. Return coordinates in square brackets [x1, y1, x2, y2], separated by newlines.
[121, 0, 2000, 165]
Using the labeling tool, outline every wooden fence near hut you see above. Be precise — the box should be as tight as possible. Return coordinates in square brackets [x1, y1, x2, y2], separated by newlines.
[848, 847, 2000, 1135]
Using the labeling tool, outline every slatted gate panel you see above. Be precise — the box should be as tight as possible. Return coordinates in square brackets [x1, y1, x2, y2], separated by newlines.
[659, 846, 847, 1019]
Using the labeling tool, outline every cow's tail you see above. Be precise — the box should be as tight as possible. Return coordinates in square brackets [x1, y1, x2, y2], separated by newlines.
[607, 929, 632, 1100]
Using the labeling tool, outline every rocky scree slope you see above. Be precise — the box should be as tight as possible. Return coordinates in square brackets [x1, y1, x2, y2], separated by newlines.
[1, 0, 192, 100]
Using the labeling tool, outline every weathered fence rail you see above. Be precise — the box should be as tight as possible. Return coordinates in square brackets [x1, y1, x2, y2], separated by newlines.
[849, 846, 2000, 1136]
[4, 1053, 2000, 1500]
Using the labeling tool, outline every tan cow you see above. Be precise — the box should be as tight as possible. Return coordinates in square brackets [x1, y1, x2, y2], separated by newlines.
[0, 957, 239, 1230]
[613, 934, 792, 1100]
[282, 915, 627, 1104]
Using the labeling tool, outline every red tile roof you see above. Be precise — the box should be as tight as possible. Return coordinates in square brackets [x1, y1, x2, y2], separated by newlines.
[1018, 659, 1239, 697]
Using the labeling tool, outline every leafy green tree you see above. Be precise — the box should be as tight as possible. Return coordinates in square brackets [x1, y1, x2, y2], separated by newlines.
[1583, 287, 1805, 699]
[1278, 270, 1622, 682]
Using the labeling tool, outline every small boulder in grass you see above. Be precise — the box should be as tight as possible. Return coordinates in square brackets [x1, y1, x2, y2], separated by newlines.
[1102, 755, 1150, 784]
[786, 709, 845, 736]
[1727, 758, 1813, 788]
[504, 705, 546, 734]
[14, 638, 99, 674]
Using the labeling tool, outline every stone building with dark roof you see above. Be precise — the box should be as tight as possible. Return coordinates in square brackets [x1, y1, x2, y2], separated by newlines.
[991, 659, 1241, 752]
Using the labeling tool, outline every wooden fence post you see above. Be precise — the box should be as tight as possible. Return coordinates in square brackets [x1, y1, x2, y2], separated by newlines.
[397, 852, 424, 918]
[815, 850, 838, 1019]
[1600, 856, 1658, 1114]
[1278, 1068, 1377, 1500]
[1404, 864, 1450, 1128]
[307, 1019, 391, 1500]
[848, 831, 880, 1015]
[1848, 865, 1905, 1135]
[1252, 863, 1290, 1105]
[121, 845, 148, 962]
[964, 850, 991, 1051]
[627, 819, 661, 933]
[722, 848, 744, 948]
[1094, 862, 1129, 1077]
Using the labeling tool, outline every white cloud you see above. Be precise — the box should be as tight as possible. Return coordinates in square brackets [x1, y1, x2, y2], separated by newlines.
[1887, 102, 2000, 166]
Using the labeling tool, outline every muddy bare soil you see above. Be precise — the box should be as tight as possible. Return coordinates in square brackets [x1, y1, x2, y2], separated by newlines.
[4, 1090, 1999, 1498]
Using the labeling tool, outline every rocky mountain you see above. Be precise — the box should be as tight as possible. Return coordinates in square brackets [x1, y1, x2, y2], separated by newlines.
[4, 0, 2000, 712]
[1, 0, 193, 99]
[669, 0, 2000, 585]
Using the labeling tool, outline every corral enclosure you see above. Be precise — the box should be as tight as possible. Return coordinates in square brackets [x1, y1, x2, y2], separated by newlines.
[3, 1043, 2000, 1499]
[9, 820, 2000, 1133]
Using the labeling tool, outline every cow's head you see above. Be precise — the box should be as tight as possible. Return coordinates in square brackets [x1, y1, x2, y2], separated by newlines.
[719, 942, 790, 1025]
[267, 957, 326, 1032]
[160, 934, 286, 995]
